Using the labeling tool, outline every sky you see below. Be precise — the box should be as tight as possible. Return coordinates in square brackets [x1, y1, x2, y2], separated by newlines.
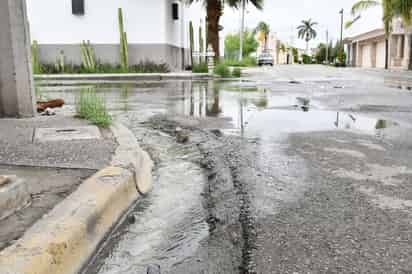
[220, 0, 383, 49]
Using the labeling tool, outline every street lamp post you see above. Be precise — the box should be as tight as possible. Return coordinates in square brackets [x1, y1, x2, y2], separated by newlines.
[339, 9, 344, 63]
[239, 0, 245, 61]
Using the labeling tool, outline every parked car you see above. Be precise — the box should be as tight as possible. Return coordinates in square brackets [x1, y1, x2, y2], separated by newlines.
[257, 53, 274, 66]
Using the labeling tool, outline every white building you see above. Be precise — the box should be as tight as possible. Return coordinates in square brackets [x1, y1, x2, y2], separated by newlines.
[26, 0, 206, 71]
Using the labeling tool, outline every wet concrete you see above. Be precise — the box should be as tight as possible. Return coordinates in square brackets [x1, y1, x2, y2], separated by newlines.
[40, 65, 412, 273]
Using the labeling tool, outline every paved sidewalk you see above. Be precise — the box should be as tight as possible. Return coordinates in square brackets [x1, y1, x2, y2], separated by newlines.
[0, 115, 117, 251]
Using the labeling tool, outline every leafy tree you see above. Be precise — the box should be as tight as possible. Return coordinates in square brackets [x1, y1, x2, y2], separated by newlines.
[186, 0, 263, 57]
[224, 30, 259, 59]
[256, 21, 270, 50]
[297, 19, 318, 53]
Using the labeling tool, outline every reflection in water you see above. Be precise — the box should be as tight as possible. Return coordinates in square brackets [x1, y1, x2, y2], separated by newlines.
[39, 80, 400, 139]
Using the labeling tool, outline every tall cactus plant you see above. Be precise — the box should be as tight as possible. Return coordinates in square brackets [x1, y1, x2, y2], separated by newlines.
[189, 21, 194, 65]
[118, 8, 129, 72]
[31, 40, 42, 74]
[80, 40, 96, 72]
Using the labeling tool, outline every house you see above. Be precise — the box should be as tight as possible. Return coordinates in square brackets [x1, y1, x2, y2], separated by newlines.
[345, 18, 411, 70]
[26, 0, 206, 71]
[256, 32, 293, 64]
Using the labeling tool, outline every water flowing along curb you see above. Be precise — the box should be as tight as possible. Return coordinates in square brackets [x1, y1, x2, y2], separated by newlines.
[0, 121, 153, 274]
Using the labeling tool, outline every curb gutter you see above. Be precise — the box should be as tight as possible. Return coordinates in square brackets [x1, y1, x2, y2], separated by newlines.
[0, 122, 153, 274]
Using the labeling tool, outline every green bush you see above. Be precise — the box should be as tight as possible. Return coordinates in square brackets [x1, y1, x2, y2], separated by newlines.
[192, 62, 208, 73]
[232, 68, 241, 78]
[302, 54, 312, 64]
[38, 60, 170, 74]
[75, 88, 112, 127]
[214, 63, 231, 78]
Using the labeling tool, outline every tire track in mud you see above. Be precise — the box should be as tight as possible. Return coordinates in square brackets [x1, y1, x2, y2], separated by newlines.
[146, 115, 258, 273]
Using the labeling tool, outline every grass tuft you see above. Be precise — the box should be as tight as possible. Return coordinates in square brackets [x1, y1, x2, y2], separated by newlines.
[75, 88, 112, 127]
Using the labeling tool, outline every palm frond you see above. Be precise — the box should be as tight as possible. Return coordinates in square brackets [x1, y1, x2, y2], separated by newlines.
[351, 0, 381, 15]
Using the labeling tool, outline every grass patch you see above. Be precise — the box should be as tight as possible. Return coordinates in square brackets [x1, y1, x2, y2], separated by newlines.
[192, 62, 208, 73]
[75, 88, 112, 127]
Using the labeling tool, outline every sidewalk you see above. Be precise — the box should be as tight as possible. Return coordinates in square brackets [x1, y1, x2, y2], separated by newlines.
[34, 72, 212, 86]
[0, 115, 116, 251]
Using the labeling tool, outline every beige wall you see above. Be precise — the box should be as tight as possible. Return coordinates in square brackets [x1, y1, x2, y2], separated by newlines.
[362, 44, 372, 68]
[376, 41, 386, 68]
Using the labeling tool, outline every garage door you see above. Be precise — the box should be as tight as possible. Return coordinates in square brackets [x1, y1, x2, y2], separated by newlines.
[376, 41, 386, 68]
[362, 45, 372, 68]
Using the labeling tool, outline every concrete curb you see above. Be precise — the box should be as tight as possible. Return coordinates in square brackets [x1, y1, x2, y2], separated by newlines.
[110, 121, 154, 194]
[0, 122, 153, 274]
[34, 72, 212, 83]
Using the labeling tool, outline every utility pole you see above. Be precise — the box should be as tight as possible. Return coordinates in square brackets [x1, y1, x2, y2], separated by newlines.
[325, 29, 329, 63]
[339, 9, 344, 52]
[239, 0, 245, 61]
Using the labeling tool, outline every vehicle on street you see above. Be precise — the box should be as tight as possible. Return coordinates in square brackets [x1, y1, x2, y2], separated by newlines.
[257, 52, 274, 66]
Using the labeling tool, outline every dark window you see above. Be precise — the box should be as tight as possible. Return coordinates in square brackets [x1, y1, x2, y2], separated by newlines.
[172, 3, 179, 20]
[72, 0, 84, 15]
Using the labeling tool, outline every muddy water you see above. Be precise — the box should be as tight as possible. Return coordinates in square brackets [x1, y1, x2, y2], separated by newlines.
[39, 80, 401, 273]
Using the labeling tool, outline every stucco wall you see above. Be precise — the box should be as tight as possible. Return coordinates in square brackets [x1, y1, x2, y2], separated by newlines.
[376, 41, 386, 68]
[25, 0, 204, 70]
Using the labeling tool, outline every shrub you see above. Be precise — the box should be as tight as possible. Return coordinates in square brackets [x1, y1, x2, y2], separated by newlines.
[232, 67, 242, 78]
[192, 62, 208, 73]
[214, 63, 231, 78]
[223, 57, 256, 67]
[75, 88, 112, 127]
[302, 54, 312, 64]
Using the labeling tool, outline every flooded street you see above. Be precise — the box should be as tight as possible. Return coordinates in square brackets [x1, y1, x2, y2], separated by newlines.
[40, 65, 412, 273]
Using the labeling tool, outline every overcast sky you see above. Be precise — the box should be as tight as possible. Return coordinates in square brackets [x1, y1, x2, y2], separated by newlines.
[220, 0, 383, 49]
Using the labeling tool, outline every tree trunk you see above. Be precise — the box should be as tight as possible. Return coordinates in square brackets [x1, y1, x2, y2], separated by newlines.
[385, 38, 389, 70]
[408, 34, 412, 70]
[206, 0, 222, 59]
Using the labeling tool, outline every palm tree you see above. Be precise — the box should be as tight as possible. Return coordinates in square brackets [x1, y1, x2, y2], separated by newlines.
[186, 0, 264, 58]
[256, 21, 270, 50]
[346, 0, 412, 69]
[297, 19, 318, 54]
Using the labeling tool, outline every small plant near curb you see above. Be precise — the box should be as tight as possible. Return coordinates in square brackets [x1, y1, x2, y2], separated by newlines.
[192, 62, 208, 73]
[232, 67, 242, 78]
[76, 88, 112, 127]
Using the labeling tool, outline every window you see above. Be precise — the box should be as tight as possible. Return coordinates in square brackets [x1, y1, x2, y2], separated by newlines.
[172, 3, 179, 20]
[72, 0, 84, 15]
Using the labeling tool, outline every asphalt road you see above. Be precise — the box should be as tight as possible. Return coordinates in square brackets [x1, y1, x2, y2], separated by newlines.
[85, 65, 412, 274]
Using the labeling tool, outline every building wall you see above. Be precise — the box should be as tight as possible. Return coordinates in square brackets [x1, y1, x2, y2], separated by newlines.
[376, 40, 386, 68]
[26, 0, 204, 70]
[361, 44, 372, 68]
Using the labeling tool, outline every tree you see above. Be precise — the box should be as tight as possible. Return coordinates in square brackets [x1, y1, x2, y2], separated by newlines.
[297, 19, 318, 53]
[256, 21, 270, 50]
[186, 0, 264, 58]
[224, 30, 259, 59]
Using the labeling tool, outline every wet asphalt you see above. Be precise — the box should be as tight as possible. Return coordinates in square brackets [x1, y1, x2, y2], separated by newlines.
[47, 65, 412, 274]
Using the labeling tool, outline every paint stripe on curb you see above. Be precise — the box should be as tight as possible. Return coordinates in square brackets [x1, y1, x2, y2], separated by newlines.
[0, 122, 154, 274]
[0, 167, 138, 274]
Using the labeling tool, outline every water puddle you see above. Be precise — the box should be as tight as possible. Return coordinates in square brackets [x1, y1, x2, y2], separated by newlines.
[39, 80, 400, 141]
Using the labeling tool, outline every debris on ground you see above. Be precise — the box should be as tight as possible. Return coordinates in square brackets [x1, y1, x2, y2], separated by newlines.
[37, 99, 65, 112]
